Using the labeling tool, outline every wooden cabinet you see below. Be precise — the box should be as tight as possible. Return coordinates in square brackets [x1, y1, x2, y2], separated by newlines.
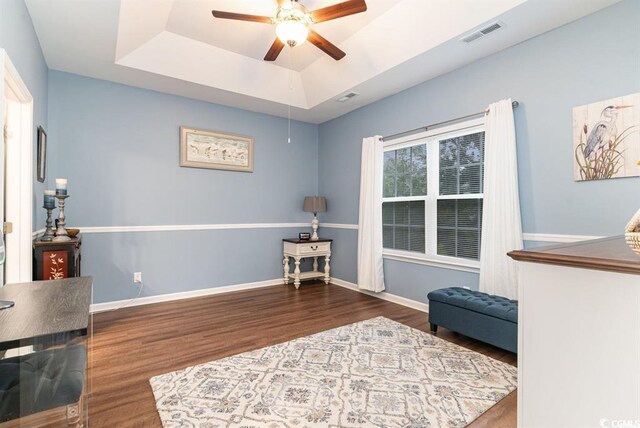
[509, 236, 640, 427]
[33, 236, 82, 280]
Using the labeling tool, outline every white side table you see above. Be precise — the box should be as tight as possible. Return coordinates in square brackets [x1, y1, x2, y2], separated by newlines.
[282, 238, 332, 289]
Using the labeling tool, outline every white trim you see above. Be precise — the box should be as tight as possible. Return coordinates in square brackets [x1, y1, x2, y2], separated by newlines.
[383, 250, 480, 273]
[331, 277, 429, 313]
[55, 221, 602, 245]
[79, 223, 309, 234]
[321, 223, 358, 230]
[90, 278, 283, 313]
[1, 50, 33, 283]
[324, 223, 359, 229]
[521, 233, 602, 243]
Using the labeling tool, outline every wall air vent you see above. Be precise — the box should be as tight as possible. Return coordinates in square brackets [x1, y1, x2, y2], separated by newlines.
[460, 21, 504, 44]
[335, 92, 359, 103]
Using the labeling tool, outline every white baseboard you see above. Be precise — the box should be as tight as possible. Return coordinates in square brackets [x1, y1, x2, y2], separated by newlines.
[90, 278, 283, 313]
[90, 276, 429, 315]
[331, 278, 429, 313]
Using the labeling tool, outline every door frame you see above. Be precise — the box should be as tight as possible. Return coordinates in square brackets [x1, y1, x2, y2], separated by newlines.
[1, 49, 34, 283]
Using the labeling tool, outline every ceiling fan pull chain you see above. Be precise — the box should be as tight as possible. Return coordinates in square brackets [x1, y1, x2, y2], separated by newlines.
[287, 47, 293, 144]
[288, 105, 291, 144]
[288, 47, 292, 144]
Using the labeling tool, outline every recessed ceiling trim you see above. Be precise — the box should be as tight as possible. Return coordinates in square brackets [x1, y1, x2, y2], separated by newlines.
[116, 0, 175, 61]
[117, 31, 309, 108]
[25, 0, 623, 123]
[300, 0, 526, 108]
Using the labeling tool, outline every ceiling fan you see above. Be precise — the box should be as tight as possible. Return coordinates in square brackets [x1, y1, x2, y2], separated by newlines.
[211, 0, 367, 61]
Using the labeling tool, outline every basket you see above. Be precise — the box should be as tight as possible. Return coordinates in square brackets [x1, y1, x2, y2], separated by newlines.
[625, 208, 640, 255]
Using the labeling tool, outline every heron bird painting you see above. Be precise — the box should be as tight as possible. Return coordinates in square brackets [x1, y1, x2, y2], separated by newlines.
[573, 93, 640, 181]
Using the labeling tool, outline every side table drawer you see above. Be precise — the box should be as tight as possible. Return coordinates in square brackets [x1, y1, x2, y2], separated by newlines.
[298, 242, 330, 255]
[283, 241, 331, 256]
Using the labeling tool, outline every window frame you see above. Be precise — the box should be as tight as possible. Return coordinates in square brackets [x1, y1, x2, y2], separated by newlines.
[382, 118, 484, 273]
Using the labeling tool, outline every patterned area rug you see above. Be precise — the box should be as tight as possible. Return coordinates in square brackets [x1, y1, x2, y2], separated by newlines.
[150, 317, 517, 427]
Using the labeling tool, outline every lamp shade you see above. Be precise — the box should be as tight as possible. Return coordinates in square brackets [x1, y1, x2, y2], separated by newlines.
[303, 196, 327, 213]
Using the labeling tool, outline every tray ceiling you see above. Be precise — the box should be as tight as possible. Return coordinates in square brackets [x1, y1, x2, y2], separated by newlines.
[25, 0, 620, 123]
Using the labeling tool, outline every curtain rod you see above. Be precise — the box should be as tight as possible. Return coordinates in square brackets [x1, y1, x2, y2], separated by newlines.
[381, 100, 519, 142]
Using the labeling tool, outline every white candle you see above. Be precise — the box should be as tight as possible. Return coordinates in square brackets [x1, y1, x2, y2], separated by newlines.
[44, 190, 55, 196]
[55, 178, 68, 190]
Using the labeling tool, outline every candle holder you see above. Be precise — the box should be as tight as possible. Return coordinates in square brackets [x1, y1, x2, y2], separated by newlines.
[53, 194, 71, 242]
[41, 206, 56, 242]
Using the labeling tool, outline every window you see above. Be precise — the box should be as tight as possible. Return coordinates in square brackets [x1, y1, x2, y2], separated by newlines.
[382, 119, 484, 270]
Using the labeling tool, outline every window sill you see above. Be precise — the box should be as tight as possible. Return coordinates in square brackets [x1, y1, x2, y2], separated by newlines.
[382, 250, 480, 273]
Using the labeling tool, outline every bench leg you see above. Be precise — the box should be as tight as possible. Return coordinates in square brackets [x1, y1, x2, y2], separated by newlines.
[430, 323, 438, 334]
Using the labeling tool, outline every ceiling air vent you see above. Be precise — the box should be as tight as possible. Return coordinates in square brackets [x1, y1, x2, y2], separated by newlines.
[335, 92, 359, 103]
[460, 21, 504, 44]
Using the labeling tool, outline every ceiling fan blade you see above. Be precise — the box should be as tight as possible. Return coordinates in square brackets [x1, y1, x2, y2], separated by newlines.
[211, 10, 273, 24]
[264, 38, 285, 61]
[311, 0, 367, 23]
[308, 31, 346, 60]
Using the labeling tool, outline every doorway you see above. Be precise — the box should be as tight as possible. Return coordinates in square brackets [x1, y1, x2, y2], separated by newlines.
[1, 50, 34, 285]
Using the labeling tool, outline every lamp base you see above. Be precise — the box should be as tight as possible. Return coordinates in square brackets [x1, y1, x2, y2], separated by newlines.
[311, 215, 319, 240]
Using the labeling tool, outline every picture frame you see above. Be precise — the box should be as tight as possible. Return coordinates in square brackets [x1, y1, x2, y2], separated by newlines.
[36, 126, 46, 183]
[180, 126, 254, 173]
[573, 93, 639, 181]
[299, 232, 311, 241]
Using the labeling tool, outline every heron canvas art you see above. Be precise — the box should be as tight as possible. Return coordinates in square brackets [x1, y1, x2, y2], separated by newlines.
[573, 93, 640, 181]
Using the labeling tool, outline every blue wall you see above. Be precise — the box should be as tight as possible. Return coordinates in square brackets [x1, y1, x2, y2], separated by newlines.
[0, 0, 49, 228]
[48, 71, 319, 303]
[13, 0, 640, 306]
[317, 0, 640, 299]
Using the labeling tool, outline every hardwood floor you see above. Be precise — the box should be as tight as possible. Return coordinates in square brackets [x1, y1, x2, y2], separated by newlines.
[88, 282, 517, 427]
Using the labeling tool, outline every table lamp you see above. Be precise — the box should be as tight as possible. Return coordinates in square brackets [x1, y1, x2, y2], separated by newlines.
[303, 196, 327, 241]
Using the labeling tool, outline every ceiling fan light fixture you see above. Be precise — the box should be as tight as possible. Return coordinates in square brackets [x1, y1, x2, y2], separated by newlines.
[276, 19, 309, 47]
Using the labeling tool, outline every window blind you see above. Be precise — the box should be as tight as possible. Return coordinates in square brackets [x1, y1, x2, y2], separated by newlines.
[437, 131, 484, 260]
[382, 201, 425, 252]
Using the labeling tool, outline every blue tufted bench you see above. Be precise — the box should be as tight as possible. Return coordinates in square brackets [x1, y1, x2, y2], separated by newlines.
[427, 287, 518, 353]
[0, 345, 86, 424]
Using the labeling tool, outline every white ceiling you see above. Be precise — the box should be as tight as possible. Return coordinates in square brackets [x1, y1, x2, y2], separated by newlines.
[25, 0, 620, 123]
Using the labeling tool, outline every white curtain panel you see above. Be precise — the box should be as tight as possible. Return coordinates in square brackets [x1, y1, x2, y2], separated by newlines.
[479, 99, 523, 300]
[357, 136, 385, 292]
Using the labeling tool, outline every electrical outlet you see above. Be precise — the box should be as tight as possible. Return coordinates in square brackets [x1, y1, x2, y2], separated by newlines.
[133, 272, 142, 284]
